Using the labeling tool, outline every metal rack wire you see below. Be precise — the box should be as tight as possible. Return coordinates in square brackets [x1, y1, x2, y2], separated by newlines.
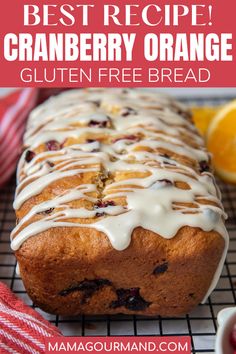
[0, 95, 236, 353]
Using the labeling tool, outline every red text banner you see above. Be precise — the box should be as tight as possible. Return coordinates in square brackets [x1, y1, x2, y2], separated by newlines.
[45, 336, 191, 354]
[0, 0, 235, 87]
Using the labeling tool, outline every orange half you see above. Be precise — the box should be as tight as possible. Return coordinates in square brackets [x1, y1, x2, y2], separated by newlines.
[207, 100, 236, 183]
[192, 106, 219, 136]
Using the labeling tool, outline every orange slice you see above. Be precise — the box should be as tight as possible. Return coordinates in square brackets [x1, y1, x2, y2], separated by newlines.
[192, 106, 219, 136]
[206, 100, 236, 183]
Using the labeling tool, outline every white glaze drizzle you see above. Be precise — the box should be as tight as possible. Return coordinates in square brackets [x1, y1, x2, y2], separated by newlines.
[11, 88, 229, 302]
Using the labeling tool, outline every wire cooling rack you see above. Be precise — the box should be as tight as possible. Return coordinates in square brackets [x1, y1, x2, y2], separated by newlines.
[0, 95, 236, 354]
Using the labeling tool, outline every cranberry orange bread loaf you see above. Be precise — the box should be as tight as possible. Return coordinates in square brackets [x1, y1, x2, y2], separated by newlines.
[11, 89, 228, 316]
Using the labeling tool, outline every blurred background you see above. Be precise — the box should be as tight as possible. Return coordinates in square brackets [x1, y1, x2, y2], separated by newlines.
[1, 87, 236, 97]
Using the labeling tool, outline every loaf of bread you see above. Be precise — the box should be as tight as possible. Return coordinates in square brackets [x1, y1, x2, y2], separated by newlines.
[11, 89, 228, 316]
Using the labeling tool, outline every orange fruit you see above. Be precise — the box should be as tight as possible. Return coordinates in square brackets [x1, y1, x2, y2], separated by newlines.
[206, 100, 236, 183]
[192, 106, 219, 136]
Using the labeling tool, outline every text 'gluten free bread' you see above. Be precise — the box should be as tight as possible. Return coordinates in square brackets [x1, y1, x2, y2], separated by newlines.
[11, 89, 228, 316]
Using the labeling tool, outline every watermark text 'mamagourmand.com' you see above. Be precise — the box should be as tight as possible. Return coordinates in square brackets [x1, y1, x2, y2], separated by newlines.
[45, 337, 191, 354]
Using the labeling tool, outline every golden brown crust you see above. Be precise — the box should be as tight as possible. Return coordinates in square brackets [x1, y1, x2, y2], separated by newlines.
[16, 225, 224, 316]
